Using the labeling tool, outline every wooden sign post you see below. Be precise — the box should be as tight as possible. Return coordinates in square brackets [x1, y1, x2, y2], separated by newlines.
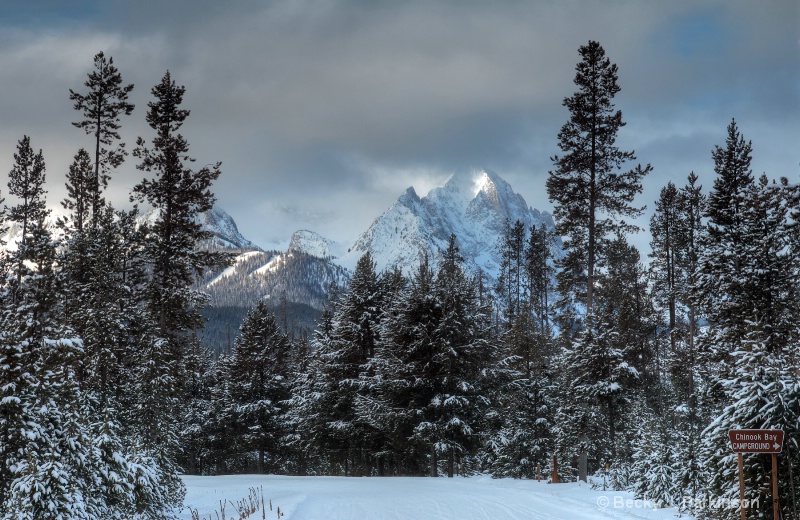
[551, 455, 559, 484]
[737, 452, 745, 520]
[729, 429, 784, 520]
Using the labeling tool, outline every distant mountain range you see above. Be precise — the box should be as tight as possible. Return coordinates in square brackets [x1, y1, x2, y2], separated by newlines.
[200, 168, 559, 310]
[0, 169, 560, 349]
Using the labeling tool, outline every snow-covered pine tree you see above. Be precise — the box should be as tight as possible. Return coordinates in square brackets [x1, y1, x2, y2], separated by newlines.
[368, 253, 439, 475]
[554, 317, 633, 468]
[489, 224, 556, 479]
[58, 205, 153, 517]
[669, 173, 708, 494]
[0, 137, 107, 519]
[555, 234, 651, 471]
[300, 252, 384, 475]
[375, 237, 496, 477]
[58, 154, 169, 515]
[601, 235, 658, 400]
[60, 205, 134, 402]
[429, 236, 496, 477]
[693, 119, 755, 402]
[130, 70, 228, 513]
[180, 337, 214, 476]
[628, 400, 678, 506]
[699, 174, 800, 519]
[221, 300, 293, 473]
[201, 353, 242, 475]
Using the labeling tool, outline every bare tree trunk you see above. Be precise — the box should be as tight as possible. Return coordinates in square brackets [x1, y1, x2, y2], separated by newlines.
[447, 446, 454, 478]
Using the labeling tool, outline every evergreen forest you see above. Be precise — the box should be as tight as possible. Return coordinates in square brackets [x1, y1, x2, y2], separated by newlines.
[0, 42, 797, 519]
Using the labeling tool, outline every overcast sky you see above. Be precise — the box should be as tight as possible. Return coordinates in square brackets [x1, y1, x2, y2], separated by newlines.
[0, 0, 798, 254]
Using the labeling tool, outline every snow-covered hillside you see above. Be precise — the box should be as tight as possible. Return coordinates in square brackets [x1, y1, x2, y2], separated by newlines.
[338, 168, 560, 278]
[201, 249, 348, 311]
[182, 474, 686, 520]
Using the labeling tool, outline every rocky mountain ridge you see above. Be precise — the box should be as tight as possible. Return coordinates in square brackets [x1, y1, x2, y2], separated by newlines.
[2, 170, 560, 316]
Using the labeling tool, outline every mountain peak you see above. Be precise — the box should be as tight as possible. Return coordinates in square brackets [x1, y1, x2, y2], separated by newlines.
[397, 186, 421, 207]
[199, 207, 260, 251]
[438, 168, 510, 204]
[289, 229, 340, 259]
[341, 168, 560, 277]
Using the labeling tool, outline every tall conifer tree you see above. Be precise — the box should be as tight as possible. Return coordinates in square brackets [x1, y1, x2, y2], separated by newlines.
[130, 70, 226, 511]
[70, 51, 134, 224]
[547, 40, 650, 321]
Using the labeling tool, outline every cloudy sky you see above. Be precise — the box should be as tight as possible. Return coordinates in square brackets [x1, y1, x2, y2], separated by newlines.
[0, 0, 797, 253]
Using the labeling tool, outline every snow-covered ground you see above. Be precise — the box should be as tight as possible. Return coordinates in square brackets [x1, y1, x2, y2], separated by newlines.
[181, 474, 689, 520]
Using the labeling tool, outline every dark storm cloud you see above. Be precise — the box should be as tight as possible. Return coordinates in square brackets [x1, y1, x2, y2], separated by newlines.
[0, 0, 797, 249]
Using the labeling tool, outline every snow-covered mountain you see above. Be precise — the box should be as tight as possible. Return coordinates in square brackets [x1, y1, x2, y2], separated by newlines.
[136, 206, 260, 251]
[200, 207, 261, 251]
[2, 170, 559, 320]
[338, 168, 559, 278]
[288, 230, 344, 259]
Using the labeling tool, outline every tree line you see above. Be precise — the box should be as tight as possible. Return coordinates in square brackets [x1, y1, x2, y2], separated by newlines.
[0, 53, 226, 518]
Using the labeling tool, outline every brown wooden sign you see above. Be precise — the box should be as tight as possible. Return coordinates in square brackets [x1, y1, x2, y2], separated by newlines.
[729, 429, 783, 453]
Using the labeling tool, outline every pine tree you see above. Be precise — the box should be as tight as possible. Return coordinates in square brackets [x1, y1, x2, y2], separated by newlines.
[370, 253, 439, 476]
[693, 121, 800, 516]
[547, 40, 651, 320]
[6, 136, 47, 288]
[223, 300, 293, 473]
[70, 51, 134, 224]
[489, 224, 556, 479]
[668, 172, 707, 501]
[130, 70, 226, 512]
[132, 71, 226, 340]
[60, 205, 135, 400]
[629, 401, 678, 506]
[56, 203, 151, 515]
[700, 175, 800, 517]
[694, 119, 756, 379]
[555, 235, 648, 465]
[302, 252, 384, 475]
[525, 223, 555, 339]
[495, 219, 526, 320]
[0, 139, 115, 519]
[374, 237, 496, 477]
[62, 148, 94, 233]
[180, 336, 215, 476]
[649, 181, 684, 353]
[431, 236, 496, 477]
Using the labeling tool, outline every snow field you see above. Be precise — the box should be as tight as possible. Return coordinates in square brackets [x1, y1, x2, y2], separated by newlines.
[181, 474, 691, 520]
